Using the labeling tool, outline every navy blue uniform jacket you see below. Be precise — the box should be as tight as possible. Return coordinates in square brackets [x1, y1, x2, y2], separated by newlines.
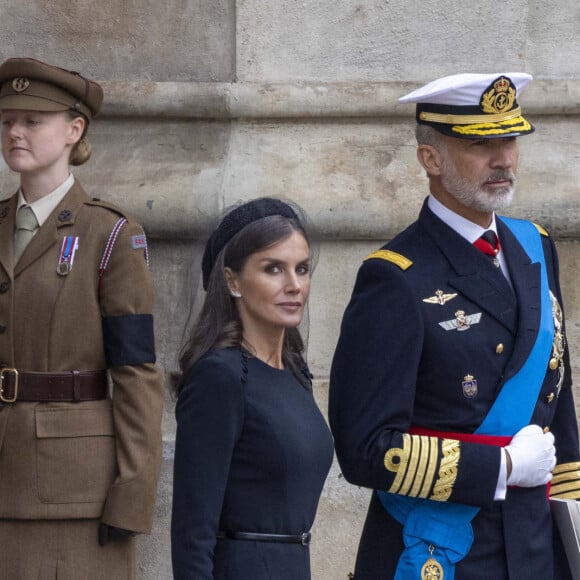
[329, 200, 580, 579]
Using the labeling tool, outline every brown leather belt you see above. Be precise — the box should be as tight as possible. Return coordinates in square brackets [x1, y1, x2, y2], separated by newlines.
[0, 368, 108, 403]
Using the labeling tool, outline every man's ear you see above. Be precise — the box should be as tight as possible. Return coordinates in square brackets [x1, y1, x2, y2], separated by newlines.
[417, 144, 443, 177]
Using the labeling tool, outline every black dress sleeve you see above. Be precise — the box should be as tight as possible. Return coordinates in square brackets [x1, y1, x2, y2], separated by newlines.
[171, 353, 244, 580]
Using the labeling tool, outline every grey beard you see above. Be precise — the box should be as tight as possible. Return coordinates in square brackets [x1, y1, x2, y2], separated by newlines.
[441, 162, 517, 213]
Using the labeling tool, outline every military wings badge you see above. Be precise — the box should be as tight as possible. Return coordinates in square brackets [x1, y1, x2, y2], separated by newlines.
[423, 289, 458, 306]
[439, 310, 482, 331]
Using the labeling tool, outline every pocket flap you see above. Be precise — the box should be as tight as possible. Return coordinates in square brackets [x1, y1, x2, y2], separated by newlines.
[36, 407, 115, 438]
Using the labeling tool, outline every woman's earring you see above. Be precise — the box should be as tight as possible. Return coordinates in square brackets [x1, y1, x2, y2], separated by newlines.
[230, 290, 242, 298]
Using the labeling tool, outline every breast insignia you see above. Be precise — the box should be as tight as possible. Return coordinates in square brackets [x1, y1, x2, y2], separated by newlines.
[423, 289, 458, 306]
[462, 374, 478, 398]
[439, 310, 482, 331]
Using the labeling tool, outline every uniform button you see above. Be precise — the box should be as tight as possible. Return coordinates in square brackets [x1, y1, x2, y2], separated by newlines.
[543, 426, 550, 433]
[0, 325, 6, 334]
[546, 392, 555, 403]
[495, 343, 504, 354]
[549, 358, 559, 370]
[0, 281, 9, 293]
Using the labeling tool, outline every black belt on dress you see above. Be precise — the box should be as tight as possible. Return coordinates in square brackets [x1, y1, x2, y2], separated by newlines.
[0, 368, 108, 403]
[217, 530, 311, 546]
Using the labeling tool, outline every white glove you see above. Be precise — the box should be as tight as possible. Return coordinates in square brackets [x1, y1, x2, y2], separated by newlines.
[505, 424, 556, 487]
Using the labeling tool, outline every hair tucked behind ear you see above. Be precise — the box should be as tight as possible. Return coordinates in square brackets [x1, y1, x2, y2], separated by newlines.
[67, 111, 92, 166]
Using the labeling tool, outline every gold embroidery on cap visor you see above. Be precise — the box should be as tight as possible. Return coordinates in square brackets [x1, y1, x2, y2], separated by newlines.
[451, 115, 532, 137]
[550, 461, 580, 499]
[419, 108, 532, 136]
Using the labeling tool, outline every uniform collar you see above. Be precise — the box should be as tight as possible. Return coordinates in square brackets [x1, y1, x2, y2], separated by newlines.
[17, 173, 75, 227]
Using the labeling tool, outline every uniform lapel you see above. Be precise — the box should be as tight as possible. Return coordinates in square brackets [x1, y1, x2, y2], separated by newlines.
[14, 183, 88, 277]
[419, 203, 518, 333]
[0, 194, 17, 278]
[496, 218, 542, 382]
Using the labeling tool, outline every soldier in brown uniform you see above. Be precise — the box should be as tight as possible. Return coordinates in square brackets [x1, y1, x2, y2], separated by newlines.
[0, 58, 164, 579]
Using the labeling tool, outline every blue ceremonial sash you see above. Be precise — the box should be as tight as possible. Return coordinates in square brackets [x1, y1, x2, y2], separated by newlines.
[379, 217, 554, 579]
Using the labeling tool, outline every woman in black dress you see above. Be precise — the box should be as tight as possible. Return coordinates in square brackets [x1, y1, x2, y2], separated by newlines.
[171, 197, 334, 580]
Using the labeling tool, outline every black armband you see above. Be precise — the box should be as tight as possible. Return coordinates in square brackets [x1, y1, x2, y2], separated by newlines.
[102, 314, 156, 367]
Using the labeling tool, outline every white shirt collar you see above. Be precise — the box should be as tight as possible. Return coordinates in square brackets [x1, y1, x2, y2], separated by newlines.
[17, 174, 75, 227]
[427, 194, 498, 243]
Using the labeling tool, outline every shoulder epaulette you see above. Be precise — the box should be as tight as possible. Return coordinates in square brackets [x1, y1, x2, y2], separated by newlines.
[86, 197, 128, 220]
[533, 223, 549, 237]
[364, 249, 413, 270]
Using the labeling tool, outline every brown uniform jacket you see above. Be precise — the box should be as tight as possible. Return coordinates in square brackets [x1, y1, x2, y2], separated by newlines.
[0, 182, 163, 534]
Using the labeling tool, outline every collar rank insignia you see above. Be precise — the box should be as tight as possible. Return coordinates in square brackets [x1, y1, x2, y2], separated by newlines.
[423, 289, 458, 306]
[462, 374, 478, 398]
[439, 310, 481, 331]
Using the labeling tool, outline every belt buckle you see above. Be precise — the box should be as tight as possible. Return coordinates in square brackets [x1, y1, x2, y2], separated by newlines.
[301, 532, 310, 546]
[0, 367, 18, 403]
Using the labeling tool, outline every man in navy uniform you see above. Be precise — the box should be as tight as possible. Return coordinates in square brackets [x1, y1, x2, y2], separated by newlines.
[329, 72, 580, 579]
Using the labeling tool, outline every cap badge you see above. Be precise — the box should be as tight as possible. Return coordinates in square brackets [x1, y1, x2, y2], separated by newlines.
[462, 374, 478, 398]
[11, 77, 30, 93]
[423, 289, 458, 306]
[481, 76, 516, 114]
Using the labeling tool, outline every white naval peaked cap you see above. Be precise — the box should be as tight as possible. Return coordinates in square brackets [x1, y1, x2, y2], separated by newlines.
[399, 72, 535, 139]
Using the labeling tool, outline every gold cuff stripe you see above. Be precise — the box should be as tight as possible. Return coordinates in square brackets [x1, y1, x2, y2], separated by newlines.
[550, 481, 580, 497]
[553, 462, 580, 476]
[409, 436, 429, 498]
[430, 438, 460, 502]
[365, 249, 413, 271]
[551, 470, 580, 485]
[550, 489, 580, 500]
[419, 437, 439, 499]
[384, 434, 440, 498]
[385, 434, 411, 494]
[399, 434, 421, 496]
[419, 106, 522, 125]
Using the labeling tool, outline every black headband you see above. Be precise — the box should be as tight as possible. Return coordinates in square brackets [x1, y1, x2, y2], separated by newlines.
[201, 197, 300, 290]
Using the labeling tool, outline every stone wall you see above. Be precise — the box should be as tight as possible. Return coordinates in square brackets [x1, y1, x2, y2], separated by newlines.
[1, 1, 580, 578]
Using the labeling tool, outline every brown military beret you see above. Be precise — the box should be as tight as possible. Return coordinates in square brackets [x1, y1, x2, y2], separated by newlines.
[0, 57, 103, 120]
